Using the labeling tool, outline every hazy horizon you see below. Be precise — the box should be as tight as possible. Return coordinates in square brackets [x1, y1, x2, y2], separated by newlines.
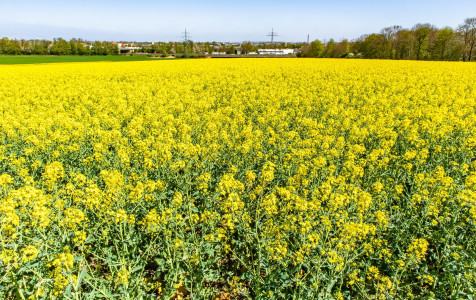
[1, 0, 475, 42]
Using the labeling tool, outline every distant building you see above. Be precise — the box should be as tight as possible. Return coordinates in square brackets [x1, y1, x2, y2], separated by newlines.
[119, 46, 140, 54]
[257, 49, 295, 55]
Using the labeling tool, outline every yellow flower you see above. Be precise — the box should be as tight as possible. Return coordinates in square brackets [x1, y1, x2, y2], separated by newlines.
[407, 238, 429, 262]
[21, 245, 39, 262]
[0, 174, 14, 188]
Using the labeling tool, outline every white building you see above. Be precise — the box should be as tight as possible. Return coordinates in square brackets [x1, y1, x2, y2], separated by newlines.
[119, 46, 141, 54]
[257, 49, 295, 55]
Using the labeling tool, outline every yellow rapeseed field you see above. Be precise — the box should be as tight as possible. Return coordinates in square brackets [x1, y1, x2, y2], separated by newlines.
[0, 59, 476, 299]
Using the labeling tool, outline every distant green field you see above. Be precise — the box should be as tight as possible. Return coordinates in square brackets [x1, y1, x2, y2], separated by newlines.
[0, 55, 162, 65]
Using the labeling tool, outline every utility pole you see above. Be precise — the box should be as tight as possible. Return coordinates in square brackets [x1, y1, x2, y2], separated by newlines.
[181, 28, 192, 58]
[307, 34, 309, 44]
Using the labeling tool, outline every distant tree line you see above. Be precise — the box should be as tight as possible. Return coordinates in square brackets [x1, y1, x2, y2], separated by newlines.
[141, 41, 254, 56]
[139, 41, 302, 56]
[300, 17, 476, 61]
[2, 17, 474, 60]
[299, 39, 350, 58]
[139, 41, 205, 57]
[0, 38, 119, 55]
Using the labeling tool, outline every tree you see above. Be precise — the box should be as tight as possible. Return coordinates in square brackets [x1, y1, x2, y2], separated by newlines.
[323, 39, 335, 57]
[431, 28, 454, 60]
[445, 34, 464, 61]
[69, 39, 78, 55]
[412, 23, 434, 60]
[240, 42, 256, 55]
[353, 34, 388, 59]
[298, 40, 324, 57]
[310, 40, 324, 57]
[394, 29, 415, 60]
[182, 41, 192, 57]
[32, 42, 47, 55]
[103, 42, 119, 55]
[457, 18, 476, 61]
[77, 42, 89, 56]
[0, 38, 22, 55]
[19, 39, 32, 55]
[225, 45, 236, 55]
[204, 42, 212, 54]
[50, 38, 72, 55]
[6, 39, 22, 55]
[0, 38, 7, 54]
[332, 39, 349, 58]
[380, 26, 402, 59]
[91, 41, 106, 55]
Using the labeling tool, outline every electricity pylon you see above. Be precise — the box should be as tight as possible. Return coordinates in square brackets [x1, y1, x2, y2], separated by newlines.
[181, 28, 192, 58]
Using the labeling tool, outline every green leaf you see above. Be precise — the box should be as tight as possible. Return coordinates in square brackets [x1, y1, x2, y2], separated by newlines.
[75, 265, 88, 291]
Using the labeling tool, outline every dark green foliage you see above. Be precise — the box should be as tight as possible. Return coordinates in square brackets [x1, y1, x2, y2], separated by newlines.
[0, 56, 158, 65]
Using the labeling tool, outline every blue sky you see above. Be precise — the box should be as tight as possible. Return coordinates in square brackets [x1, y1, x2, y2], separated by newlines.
[0, 0, 474, 42]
